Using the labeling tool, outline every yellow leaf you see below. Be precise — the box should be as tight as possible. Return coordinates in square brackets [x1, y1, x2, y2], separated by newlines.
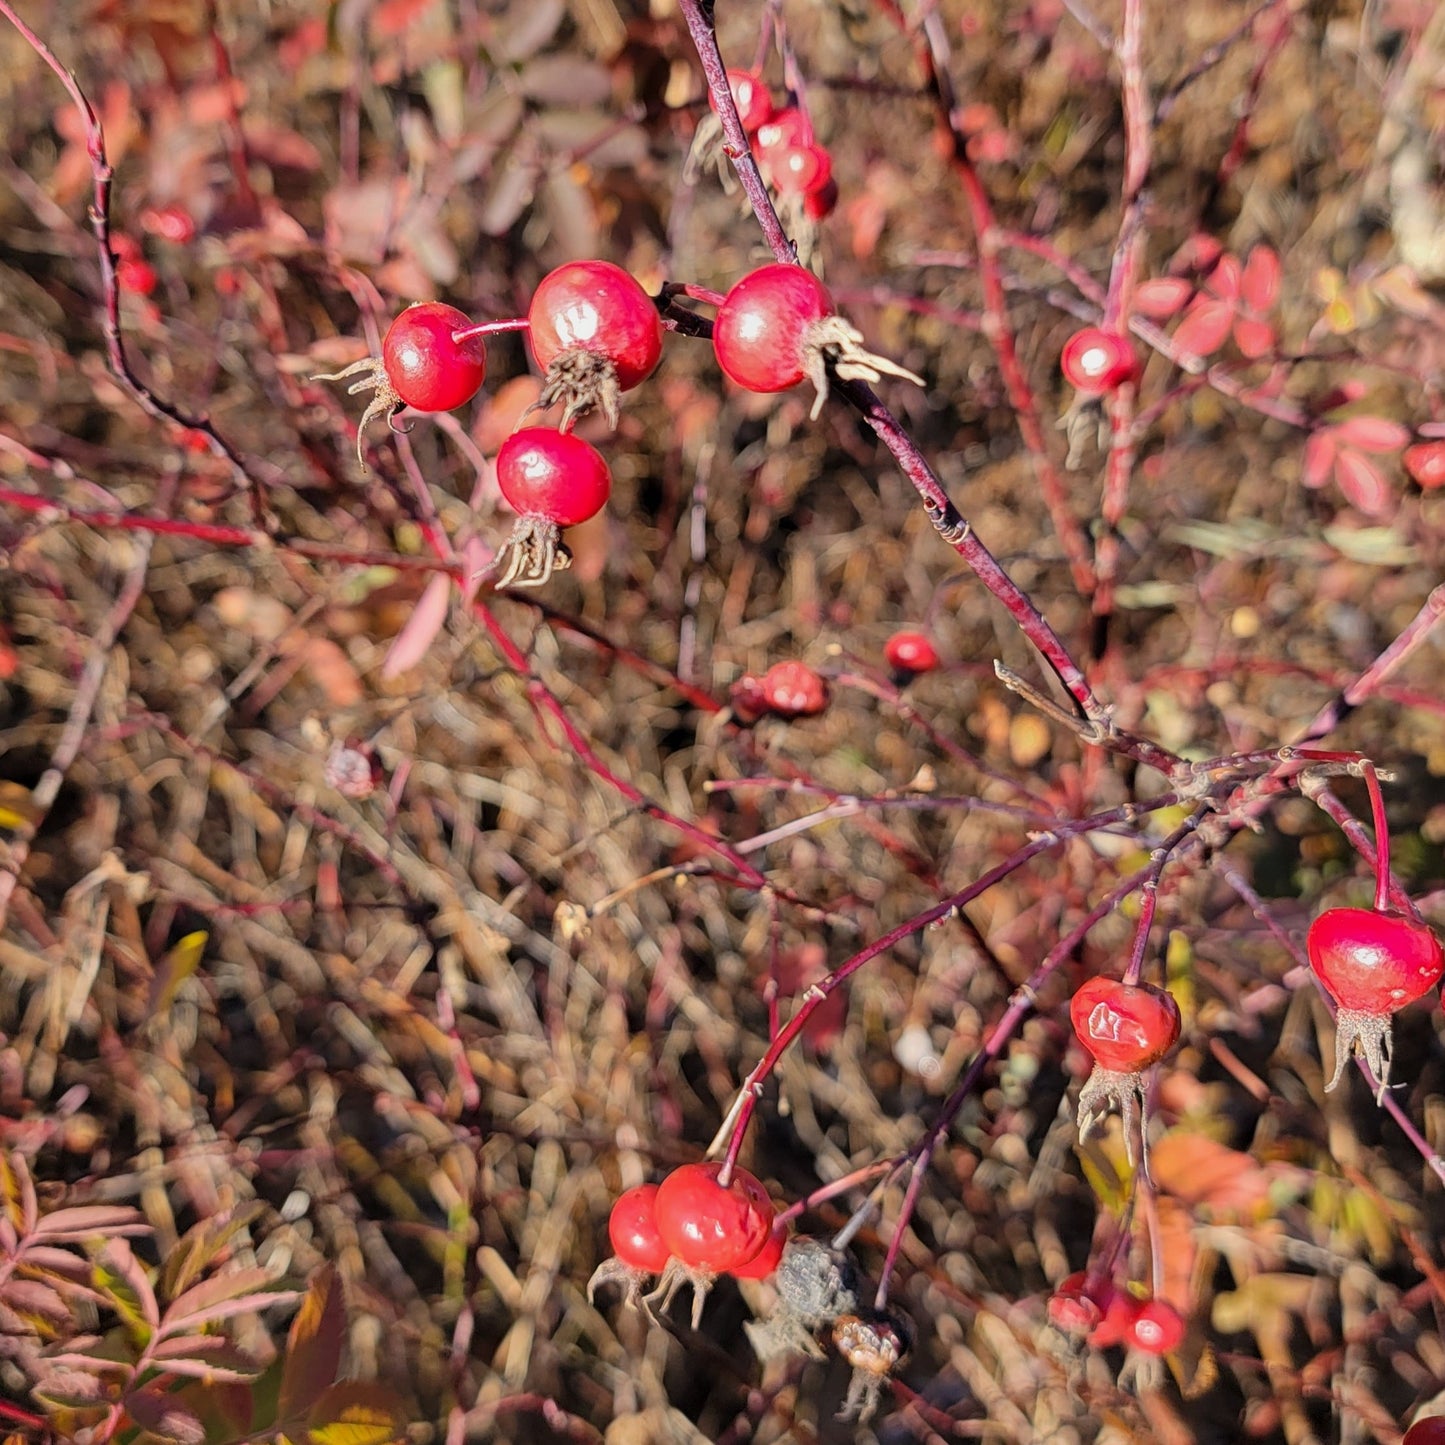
[307, 1415, 399, 1445]
[150, 932, 208, 1014]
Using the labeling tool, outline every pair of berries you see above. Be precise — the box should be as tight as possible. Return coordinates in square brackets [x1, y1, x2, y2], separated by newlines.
[712, 264, 924, 420]
[730, 660, 831, 723]
[711, 70, 837, 220]
[1069, 976, 1181, 1160]
[589, 1162, 781, 1326]
[1305, 905, 1443, 1099]
[1049, 1274, 1185, 1355]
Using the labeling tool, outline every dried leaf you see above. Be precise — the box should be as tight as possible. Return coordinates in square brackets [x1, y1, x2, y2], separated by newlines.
[159, 1207, 265, 1304]
[0, 1152, 38, 1235]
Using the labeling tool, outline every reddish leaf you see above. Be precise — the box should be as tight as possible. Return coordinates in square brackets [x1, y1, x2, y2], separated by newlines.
[150, 1333, 264, 1382]
[1334, 447, 1393, 514]
[1333, 415, 1409, 452]
[279, 1265, 345, 1422]
[1169, 232, 1223, 275]
[1173, 297, 1235, 360]
[1302, 431, 1337, 488]
[305, 1381, 404, 1445]
[33, 1205, 148, 1240]
[1232, 316, 1276, 359]
[1133, 277, 1193, 319]
[1204, 252, 1242, 302]
[1404, 440, 1445, 488]
[381, 573, 450, 679]
[1240, 245, 1282, 312]
[124, 1387, 206, 1445]
[3, 1278, 71, 1323]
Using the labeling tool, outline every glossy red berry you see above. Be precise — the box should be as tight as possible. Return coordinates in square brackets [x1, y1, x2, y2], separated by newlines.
[884, 630, 940, 676]
[1404, 440, 1445, 489]
[654, 1162, 774, 1273]
[383, 303, 487, 412]
[1125, 1300, 1186, 1355]
[1306, 905, 1443, 1096]
[755, 107, 813, 155]
[713, 69, 773, 133]
[527, 261, 663, 429]
[608, 1184, 672, 1274]
[493, 428, 612, 588]
[1047, 1272, 1101, 1333]
[760, 660, 829, 718]
[316, 301, 489, 466]
[1070, 977, 1180, 1158]
[730, 1224, 787, 1280]
[729, 673, 770, 725]
[713, 265, 922, 419]
[1060, 327, 1137, 394]
[1070, 977, 1180, 1073]
[117, 258, 158, 296]
[1085, 1285, 1139, 1350]
[767, 142, 833, 198]
[803, 177, 839, 222]
[1403, 1419, 1445, 1445]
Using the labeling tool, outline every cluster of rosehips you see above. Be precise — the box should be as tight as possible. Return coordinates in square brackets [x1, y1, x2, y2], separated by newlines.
[318, 258, 922, 586]
[590, 1164, 910, 1423]
[1048, 1273, 1186, 1356]
[711, 68, 838, 221]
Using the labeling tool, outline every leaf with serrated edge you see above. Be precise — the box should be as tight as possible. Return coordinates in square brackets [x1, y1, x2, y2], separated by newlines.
[162, 1267, 287, 1334]
[35, 1206, 148, 1239]
[160, 1204, 265, 1303]
[165, 1286, 301, 1333]
[95, 1239, 160, 1334]
[279, 1265, 344, 1421]
[305, 1382, 403, 1445]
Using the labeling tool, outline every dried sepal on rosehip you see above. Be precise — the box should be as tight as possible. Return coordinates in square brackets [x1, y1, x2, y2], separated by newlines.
[588, 1183, 673, 1308]
[315, 302, 488, 467]
[1306, 905, 1443, 1101]
[525, 261, 663, 431]
[647, 1162, 774, 1328]
[491, 427, 612, 589]
[744, 1236, 860, 1362]
[832, 1307, 912, 1424]
[1069, 976, 1181, 1163]
[712, 264, 924, 420]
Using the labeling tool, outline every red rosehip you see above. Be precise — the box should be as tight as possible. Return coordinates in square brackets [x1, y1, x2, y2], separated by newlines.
[883, 630, 940, 676]
[608, 1183, 672, 1274]
[527, 260, 663, 429]
[760, 660, 829, 718]
[1047, 1272, 1101, 1333]
[315, 301, 489, 466]
[588, 1182, 672, 1306]
[654, 1163, 773, 1273]
[1404, 440, 1445, 489]
[1125, 1300, 1186, 1355]
[1404, 1419, 1445, 1445]
[1069, 977, 1180, 1158]
[1060, 327, 1137, 394]
[1306, 905, 1443, 1097]
[140, 203, 197, 243]
[755, 106, 813, 155]
[1085, 1286, 1140, 1350]
[730, 1224, 787, 1280]
[713, 265, 922, 419]
[492, 427, 613, 588]
[803, 177, 839, 222]
[767, 142, 833, 198]
[117, 258, 158, 296]
[713, 68, 773, 133]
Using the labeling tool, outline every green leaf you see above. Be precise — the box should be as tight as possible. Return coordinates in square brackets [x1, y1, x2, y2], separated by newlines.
[94, 1239, 160, 1340]
[278, 1265, 344, 1421]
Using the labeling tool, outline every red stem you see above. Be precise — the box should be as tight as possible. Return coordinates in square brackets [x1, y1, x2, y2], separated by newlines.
[451, 317, 531, 343]
[1360, 762, 1392, 913]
